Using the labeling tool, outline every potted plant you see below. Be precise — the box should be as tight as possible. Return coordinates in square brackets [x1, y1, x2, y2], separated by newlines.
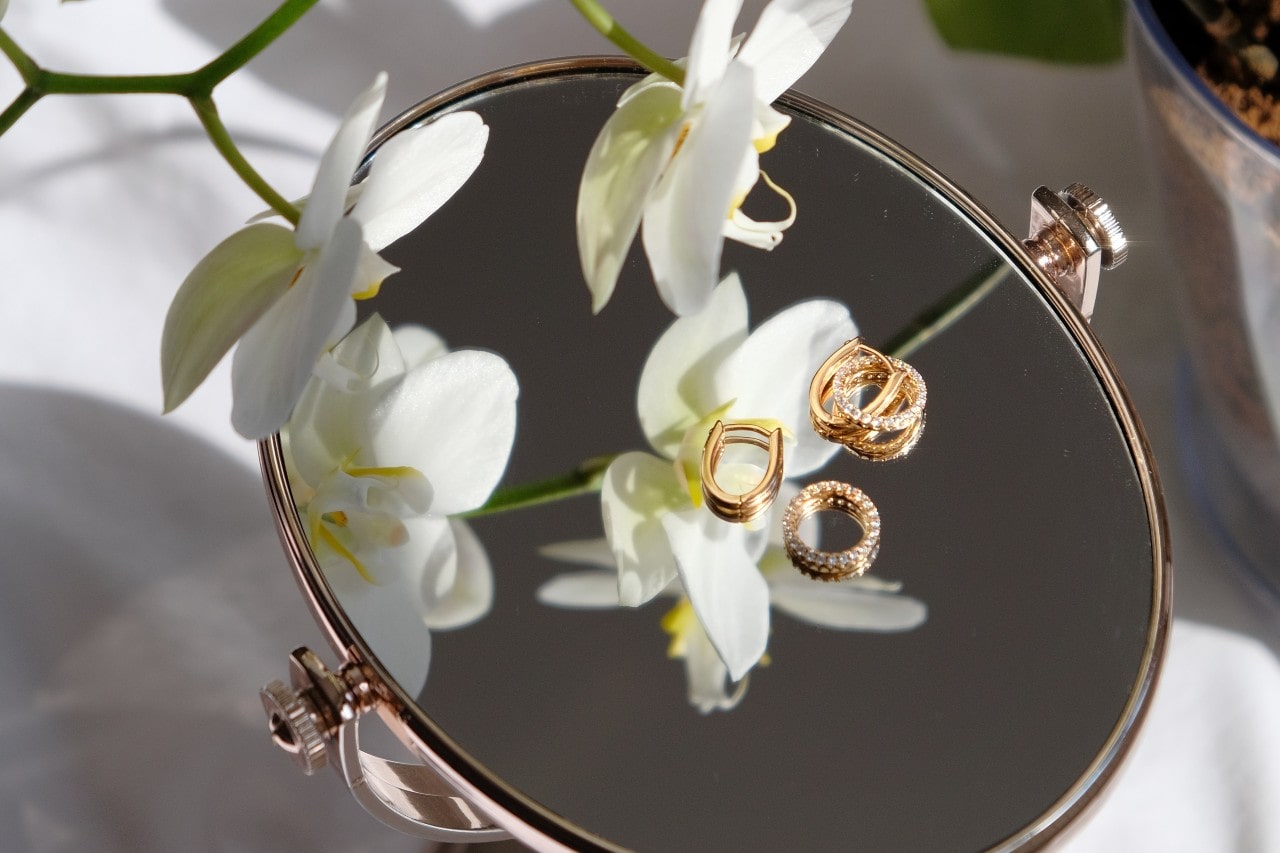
[1127, 0, 1280, 594]
[928, 0, 1280, 595]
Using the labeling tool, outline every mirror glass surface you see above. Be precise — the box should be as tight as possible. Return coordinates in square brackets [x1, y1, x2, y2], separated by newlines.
[280, 65, 1159, 851]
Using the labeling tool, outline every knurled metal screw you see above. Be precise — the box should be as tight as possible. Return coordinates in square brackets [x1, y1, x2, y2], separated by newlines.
[1023, 183, 1127, 321]
[260, 679, 328, 775]
[1061, 183, 1128, 269]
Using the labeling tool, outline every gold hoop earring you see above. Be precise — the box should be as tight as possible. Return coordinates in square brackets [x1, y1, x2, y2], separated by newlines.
[700, 420, 784, 523]
[809, 338, 926, 462]
[781, 480, 880, 581]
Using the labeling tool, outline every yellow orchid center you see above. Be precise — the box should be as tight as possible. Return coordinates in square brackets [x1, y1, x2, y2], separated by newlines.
[753, 126, 781, 154]
[314, 523, 375, 584]
[343, 463, 420, 480]
[670, 121, 693, 162]
[727, 168, 797, 222]
[351, 279, 383, 301]
[661, 598, 697, 658]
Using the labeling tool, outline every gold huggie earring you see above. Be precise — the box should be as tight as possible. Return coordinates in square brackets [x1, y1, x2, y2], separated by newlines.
[782, 480, 881, 581]
[809, 338, 926, 462]
[700, 420, 785, 523]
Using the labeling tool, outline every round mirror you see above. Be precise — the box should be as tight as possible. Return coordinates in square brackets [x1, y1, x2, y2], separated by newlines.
[262, 59, 1169, 851]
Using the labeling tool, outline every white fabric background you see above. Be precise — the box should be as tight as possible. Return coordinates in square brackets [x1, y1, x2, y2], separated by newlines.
[1, 0, 1278, 850]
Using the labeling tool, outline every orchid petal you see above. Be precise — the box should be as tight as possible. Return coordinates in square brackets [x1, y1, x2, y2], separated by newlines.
[637, 274, 748, 456]
[737, 0, 853, 104]
[366, 349, 518, 515]
[296, 73, 387, 250]
[771, 581, 928, 632]
[537, 538, 616, 569]
[723, 168, 796, 251]
[682, 613, 749, 712]
[662, 509, 769, 681]
[307, 312, 405, 397]
[324, 552, 432, 697]
[577, 81, 684, 313]
[422, 519, 494, 630]
[351, 241, 400, 298]
[724, 207, 789, 250]
[751, 103, 792, 153]
[683, 0, 744, 108]
[231, 217, 365, 439]
[643, 62, 757, 316]
[160, 223, 302, 414]
[396, 514, 458, 613]
[719, 297, 856, 475]
[288, 314, 409, 488]
[393, 325, 449, 369]
[601, 452, 687, 607]
[354, 111, 489, 252]
[536, 569, 621, 609]
[311, 468, 424, 526]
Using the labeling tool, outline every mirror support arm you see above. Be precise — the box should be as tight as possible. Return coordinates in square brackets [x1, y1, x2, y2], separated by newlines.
[260, 648, 510, 842]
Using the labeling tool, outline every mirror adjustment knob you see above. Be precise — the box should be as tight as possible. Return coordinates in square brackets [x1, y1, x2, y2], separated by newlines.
[260, 679, 328, 775]
[1061, 183, 1128, 269]
[1024, 184, 1127, 321]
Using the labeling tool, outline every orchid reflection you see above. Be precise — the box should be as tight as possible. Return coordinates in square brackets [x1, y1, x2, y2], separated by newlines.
[539, 273, 926, 711]
[283, 313, 517, 693]
[540, 482, 926, 713]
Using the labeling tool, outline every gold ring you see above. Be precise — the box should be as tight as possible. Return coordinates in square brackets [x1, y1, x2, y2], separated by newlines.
[781, 480, 880, 581]
[808, 338, 926, 462]
[700, 420, 784, 523]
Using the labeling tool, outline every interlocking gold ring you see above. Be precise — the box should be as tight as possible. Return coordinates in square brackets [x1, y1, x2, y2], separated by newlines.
[781, 480, 881, 581]
[808, 338, 926, 462]
[700, 420, 784, 523]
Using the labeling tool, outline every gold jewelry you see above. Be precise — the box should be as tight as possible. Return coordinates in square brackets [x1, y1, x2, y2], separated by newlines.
[700, 420, 784, 523]
[809, 338, 926, 462]
[781, 480, 881, 581]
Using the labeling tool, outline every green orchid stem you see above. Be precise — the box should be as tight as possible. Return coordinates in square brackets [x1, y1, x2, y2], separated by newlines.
[192, 97, 301, 225]
[882, 262, 1009, 361]
[0, 0, 317, 220]
[566, 0, 686, 86]
[459, 455, 619, 519]
[0, 88, 40, 136]
[0, 29, 38, 82]
[465, 264, 1010, 519]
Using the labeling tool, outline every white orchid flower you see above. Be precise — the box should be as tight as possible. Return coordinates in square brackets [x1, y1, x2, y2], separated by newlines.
[283, 313, 518, 694]
[548, 274, 855, 688]
[577, 0, 853, 316]
[538, 483, 926, 713]
[161, 73, 489, 439]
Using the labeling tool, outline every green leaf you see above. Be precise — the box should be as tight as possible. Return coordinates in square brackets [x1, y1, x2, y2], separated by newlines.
[922, 0, 1126, 64]
[161, 222, 302, 412]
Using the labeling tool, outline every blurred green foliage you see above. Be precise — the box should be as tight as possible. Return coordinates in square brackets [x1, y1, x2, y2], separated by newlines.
[923, 0, 1126, 64]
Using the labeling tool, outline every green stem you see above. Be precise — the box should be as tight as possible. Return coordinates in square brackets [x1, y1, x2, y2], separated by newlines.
[3, 0, 319, 97]
[566, 0, 685, 86]
[0, 0, 315, 222]
[195, 0, 320, 87]
[0, 29, 39, 83]
[459, 455, 619, 519]
[882, 262, 1009, 360]
[39, 70, 197, 95]
[0, 88, 41, 136]
[191, 96, 301, 224]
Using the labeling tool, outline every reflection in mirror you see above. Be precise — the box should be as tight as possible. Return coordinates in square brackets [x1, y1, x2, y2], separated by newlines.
[534, 273, 929, 712]
[274, 65, 1161, 851]
[282, 313, 518, 694]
